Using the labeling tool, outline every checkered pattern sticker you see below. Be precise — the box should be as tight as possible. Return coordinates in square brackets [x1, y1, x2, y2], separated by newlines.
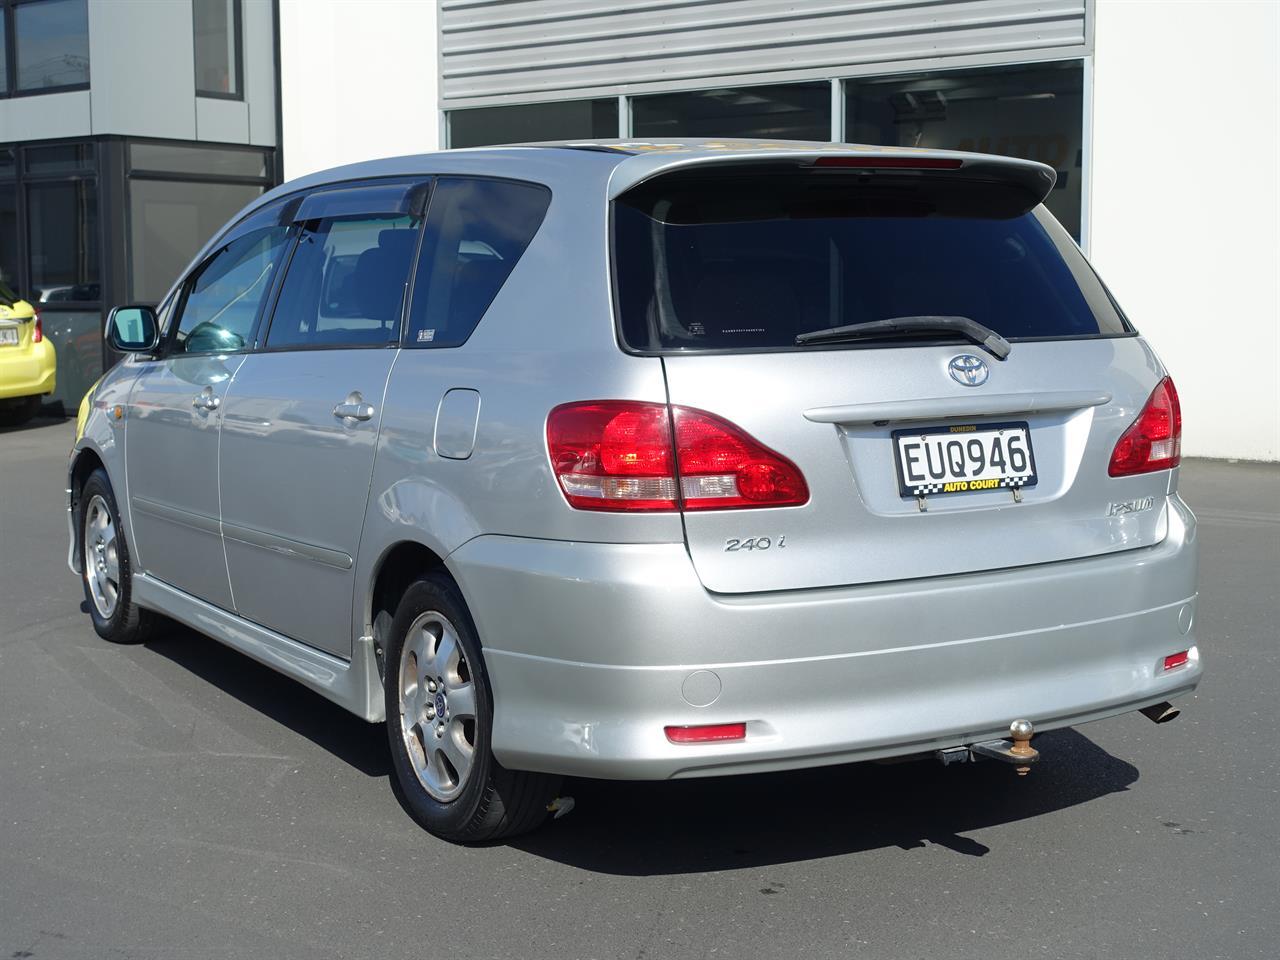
[910, 475, 1032, 496]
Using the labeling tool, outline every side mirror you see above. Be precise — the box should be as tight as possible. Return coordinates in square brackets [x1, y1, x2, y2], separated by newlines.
[106, 305, 160, 353]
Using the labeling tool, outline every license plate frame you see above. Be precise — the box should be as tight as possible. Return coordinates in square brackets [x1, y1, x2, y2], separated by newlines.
[892, 420, 1038, 499]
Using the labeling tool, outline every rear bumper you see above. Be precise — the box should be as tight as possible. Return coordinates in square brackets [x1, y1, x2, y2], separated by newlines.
[0, 340, 56, 400]
[449, 496, 1200, 780]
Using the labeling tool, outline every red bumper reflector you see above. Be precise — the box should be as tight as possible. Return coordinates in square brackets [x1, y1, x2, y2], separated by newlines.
[1163, 651, 1190, 671]
[664, 722, 746, 744]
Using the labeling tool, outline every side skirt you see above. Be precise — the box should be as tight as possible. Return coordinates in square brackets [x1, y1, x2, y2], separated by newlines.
[132, 573, 385, 722]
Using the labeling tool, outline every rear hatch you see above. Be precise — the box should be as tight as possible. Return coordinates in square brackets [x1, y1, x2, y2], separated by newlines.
[612, 155, 1174, 594]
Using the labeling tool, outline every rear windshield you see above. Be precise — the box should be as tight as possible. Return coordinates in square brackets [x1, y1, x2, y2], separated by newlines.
[614, 171, 1129, 352]
[0, 280, 17, 307]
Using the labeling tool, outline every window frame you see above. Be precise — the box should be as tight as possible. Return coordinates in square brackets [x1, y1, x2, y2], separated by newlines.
[192, 0, 244, 101]
[399, 173, 552, 351]
[254, 177, 432, 355]
[159, 196, 299, 359]
[1, 0, 91, 99]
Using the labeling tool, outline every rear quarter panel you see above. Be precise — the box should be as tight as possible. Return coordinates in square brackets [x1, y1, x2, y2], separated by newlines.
[353, 152, 680, 643]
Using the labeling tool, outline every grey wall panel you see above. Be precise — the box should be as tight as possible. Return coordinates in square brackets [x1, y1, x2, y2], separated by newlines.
[441, 0, 1090, 106]
[0, 91, 92, 140]
[196, 97, 250, 144]
[88, 0, 197, 139]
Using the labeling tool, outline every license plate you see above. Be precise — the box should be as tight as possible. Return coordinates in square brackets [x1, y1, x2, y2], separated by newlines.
[0, 328, 17, 346]
[893, 421, 1037, 498]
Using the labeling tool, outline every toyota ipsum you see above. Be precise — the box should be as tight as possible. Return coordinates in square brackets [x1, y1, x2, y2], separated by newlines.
[68, 141, 1200, 842]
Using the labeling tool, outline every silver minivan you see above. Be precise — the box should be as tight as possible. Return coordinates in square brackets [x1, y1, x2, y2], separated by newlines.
[69, 141, 1200, 842]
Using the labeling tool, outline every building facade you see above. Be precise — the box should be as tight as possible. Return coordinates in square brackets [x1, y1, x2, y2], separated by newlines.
[2, 1, 1274, 459]
[278, 0, 1277, 462]
[0, 0, 279, 408]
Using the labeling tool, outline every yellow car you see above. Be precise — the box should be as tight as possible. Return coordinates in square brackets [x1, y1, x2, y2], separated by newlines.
[0, 279, 56, 426]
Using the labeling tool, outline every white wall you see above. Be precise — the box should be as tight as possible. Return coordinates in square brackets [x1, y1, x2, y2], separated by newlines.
[1091, 0, 1279, 461]
[278, 0, 439, 181]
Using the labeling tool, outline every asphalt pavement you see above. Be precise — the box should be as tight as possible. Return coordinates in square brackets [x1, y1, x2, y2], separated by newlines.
[2, 415, 1277, 960]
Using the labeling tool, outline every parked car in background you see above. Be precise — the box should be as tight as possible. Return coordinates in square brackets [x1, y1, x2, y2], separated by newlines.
[0, 279, 56, 426]
[68, 141, 1200, 843]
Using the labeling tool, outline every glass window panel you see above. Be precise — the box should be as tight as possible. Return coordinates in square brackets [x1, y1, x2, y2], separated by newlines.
[0, 15, 9, 95]
[129, 179, 263, 302]
[174, 224, 290, 353]
[613, 172, 1125, 353]
[407, 178, 551, 348]
[845, 61, 1084, 240]
[24, 143, 93, 175]
[42, 309, 104, 408]
[449, 99, 618, 148]
[0, 148, 16, 179]
[266, 216, 420, 349]
[0, 184, 16, 294]
[129, 142, 269, 179]
[194, 0, 240, 96]
[631, 83, 830, 141]
[27, 179, 98, 299]
[15, 0, 90, 91]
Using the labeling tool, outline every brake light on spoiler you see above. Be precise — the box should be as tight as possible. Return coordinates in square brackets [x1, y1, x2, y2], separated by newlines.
[812, 156, 964, 170]
[547, 401, 809, 512]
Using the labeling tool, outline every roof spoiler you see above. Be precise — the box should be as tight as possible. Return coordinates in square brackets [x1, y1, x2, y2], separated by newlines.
[609, 149, 1058, 209]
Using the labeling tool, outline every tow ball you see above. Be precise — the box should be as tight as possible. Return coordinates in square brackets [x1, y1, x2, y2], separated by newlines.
[939, 719, 1040, 775]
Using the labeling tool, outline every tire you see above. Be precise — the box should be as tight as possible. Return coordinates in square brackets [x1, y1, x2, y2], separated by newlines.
[384, 572, 561, 843]
[0, 395, 40, 427]
[80, 468, 156, 644]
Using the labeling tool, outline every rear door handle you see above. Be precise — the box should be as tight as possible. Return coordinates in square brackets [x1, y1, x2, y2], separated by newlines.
[333, 391, 375, 422]
[192, 388, 220, 411]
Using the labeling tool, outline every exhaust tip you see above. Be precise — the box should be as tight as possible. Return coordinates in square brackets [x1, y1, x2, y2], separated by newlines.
[1140, 701, 1180, 724]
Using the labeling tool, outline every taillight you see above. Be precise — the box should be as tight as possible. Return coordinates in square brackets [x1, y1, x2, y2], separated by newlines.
[1109, 377, 1182, 477]
[32, 311, 43, 343]
[547, 401, 809, 512]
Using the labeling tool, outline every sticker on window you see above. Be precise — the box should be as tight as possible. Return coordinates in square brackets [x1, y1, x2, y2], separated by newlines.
[417, 329, 435, 343]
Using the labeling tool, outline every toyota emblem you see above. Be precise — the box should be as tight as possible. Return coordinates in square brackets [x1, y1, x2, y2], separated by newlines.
[948, 354, 989, 387]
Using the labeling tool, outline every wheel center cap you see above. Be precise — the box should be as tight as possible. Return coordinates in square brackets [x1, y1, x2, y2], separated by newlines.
[434, 691, 447, 718]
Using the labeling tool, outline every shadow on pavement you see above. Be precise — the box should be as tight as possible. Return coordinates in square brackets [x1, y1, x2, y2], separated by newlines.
[144, 623, 391, 779]
[141, 622, 1138, 875]
[0, 411, 68, 435]
[514, 728, 1136, 875]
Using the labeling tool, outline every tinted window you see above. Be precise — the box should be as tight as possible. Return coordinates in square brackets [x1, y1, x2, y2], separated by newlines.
[449, 99, 617, 148]
[0, 182, 15, 293]
[846, 61, 1084, 241]
[406, 178, 550, 348]
[632, 82, 830, 141]
[130, 179, 263, 302]
[174, 224, 291, 354]
[614, 172, 1127, 353]
[193, 0, 241, 97]
[27, 179, 97, 294]
[14, 0, 89, 91]
[266, 216, 419, 350]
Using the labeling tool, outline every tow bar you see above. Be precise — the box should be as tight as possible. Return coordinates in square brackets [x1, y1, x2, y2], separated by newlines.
[936, 719, 1040, 776]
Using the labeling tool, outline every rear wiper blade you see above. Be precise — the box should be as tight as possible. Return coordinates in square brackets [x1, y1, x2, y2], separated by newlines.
[795, 315, 1011, 359]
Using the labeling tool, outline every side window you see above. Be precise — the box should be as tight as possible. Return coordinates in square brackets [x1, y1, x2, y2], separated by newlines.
[406, 178, 551, 348]
[173, 224, 292, 354]
[265, 215, 419, 349]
